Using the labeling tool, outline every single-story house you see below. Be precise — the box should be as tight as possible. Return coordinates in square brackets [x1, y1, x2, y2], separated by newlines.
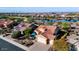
[13, 22, 30, 34]
[0, 19, 13, 28]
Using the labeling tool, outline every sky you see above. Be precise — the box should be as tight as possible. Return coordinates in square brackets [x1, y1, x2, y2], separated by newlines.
[0, 7, 79, 13]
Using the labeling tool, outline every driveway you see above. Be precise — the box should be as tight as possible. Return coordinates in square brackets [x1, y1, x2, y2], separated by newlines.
[29, 42, 51, 51]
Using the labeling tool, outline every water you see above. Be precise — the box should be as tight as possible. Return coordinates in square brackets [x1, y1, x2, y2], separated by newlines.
[0, 38, 25, 51]
[42, 19, 79, 22]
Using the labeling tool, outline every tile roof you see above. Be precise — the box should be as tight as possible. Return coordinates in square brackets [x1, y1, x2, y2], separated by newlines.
[0, 19, 13, 27]
[15, 22, 30, 31]
[36, 25, 57, 40]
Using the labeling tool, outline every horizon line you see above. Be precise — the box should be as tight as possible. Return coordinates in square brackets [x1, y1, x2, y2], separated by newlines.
[0, 7, 79, 13]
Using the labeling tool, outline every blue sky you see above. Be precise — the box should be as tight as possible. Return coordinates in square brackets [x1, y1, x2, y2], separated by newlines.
[0, 7, 79, 13]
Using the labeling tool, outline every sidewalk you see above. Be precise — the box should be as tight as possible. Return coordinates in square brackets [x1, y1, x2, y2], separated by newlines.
[0, 35, 29, 51]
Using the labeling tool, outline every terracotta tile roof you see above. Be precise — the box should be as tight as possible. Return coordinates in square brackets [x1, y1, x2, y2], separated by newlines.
[0, 19, 13, 27]
[36, 25, 57, 40]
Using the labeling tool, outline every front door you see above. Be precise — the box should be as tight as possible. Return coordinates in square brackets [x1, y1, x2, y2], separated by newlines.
[46, 39, 49, 44]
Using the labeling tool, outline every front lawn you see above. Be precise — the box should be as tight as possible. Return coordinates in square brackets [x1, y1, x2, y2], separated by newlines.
[52, 33, 69, 51]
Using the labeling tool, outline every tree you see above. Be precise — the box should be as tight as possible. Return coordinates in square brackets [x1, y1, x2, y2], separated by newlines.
[11, 31, 21, 38]
[23, 28, 32, 38]
[60, 22, 70, 30]
[48, 22, 53, 25]
[26, 17, 34, 23]
[14, 18, 23, 23]
[0, 16, 9, 19]
[52, 15, 56, 19]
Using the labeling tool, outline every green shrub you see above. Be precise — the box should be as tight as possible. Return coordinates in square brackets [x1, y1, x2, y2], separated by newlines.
[15, 18, 23, 23]
[23, 28, 32, 38]
[11, 31, 21, 38]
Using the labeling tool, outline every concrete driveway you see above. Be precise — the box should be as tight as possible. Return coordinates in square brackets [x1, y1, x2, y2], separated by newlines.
[29, 42, 51, 51]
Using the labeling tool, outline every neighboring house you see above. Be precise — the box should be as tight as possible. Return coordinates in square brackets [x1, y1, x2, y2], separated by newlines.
[71, 23, 76, 29]
[70, 23, 79, 32]
[34, 25, 60, 45]
[76, 26, 79, 29]
[0, 19, 13, 28]
[74, 42, 79, 50]
[29, 23, 38, 30]
[13, 22, 30, 34]
[67, 34, 79, 51]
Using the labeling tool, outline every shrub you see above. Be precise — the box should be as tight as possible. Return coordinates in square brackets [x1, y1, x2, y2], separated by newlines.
[23, 28, 32, 38]
[11, 31, 21, 38]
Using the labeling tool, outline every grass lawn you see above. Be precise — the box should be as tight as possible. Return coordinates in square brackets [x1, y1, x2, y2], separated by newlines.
[52, 33, 69, 51]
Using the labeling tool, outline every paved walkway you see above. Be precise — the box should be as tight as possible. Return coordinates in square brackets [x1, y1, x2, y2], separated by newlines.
[0, 35, 29, 51]
[0, 35, 51, 51]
